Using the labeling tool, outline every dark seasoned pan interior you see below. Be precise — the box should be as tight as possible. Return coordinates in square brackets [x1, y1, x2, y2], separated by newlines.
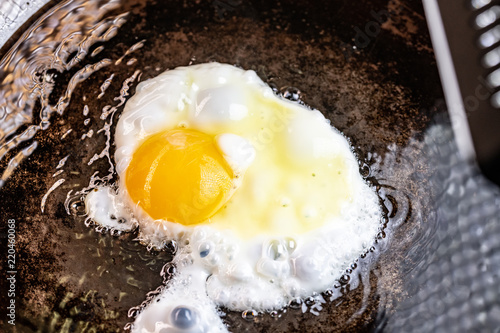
[0, 0, 449, 332]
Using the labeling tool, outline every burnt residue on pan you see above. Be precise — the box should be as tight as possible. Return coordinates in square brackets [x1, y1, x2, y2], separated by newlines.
[0, 0, 444, 332]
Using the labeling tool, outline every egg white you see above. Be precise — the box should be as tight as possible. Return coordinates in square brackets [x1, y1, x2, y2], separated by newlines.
[84, 63, 382, 333]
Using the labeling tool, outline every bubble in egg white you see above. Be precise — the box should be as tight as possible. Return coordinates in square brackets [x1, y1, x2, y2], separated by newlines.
[216, 133, 256, 171]
[193, 86, 249, 124]
[84, 63, 383, 333]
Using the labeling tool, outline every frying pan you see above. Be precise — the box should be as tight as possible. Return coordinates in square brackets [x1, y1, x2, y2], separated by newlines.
[0, 0, 498, 332]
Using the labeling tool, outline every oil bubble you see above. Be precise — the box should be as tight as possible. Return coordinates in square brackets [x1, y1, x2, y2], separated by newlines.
[281, 86, 301, 101]
[241, 309, 258, 321]
[288, 297, 303, 309]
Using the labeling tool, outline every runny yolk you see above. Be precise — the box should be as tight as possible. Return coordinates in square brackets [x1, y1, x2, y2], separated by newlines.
[125, 129, 234, 225]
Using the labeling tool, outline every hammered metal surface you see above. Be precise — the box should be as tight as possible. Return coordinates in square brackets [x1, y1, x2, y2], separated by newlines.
[383, 121, 500, 333]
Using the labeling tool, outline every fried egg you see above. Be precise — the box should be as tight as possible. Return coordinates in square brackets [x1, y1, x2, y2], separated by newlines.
[84, 63, 382, 333]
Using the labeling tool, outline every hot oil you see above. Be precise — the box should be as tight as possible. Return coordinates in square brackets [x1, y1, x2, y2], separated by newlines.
[0, 0, 442, 332]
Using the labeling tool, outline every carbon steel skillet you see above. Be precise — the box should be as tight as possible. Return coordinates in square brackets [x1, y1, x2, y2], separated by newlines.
[0, 0, 453, 332]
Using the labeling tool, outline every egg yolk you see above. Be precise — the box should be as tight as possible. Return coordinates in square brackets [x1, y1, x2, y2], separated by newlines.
[125, 129, 234, 225]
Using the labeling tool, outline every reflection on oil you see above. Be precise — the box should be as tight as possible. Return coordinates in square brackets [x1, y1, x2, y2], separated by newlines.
[383, 121, 500, 332]
[0, 0, 126, 189]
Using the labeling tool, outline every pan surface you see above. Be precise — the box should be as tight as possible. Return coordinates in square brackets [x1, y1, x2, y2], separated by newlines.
[3, 0, 492, 332]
